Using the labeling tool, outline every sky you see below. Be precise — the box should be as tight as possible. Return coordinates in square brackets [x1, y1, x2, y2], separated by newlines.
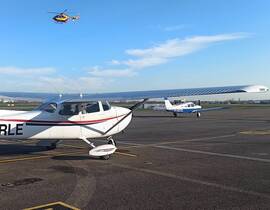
[0, 0, 270, 99]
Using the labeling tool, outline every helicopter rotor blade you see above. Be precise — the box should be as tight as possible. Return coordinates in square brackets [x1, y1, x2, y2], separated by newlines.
[48, 9, 68, 14]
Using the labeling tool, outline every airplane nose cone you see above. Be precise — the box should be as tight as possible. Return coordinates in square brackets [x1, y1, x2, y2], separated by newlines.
[114, 106, 132, 132]
[117, 107, 131, 116]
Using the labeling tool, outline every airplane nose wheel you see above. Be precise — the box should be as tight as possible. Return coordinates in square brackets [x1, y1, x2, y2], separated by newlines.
[100, 155, 110, 160]
[100, 137, 116, 160]
[80, 137, 117, 160]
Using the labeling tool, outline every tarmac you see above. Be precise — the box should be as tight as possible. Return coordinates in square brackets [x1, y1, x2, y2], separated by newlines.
[1, 107, 270, 209]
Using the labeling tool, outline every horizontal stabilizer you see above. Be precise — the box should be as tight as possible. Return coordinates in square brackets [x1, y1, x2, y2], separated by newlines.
[196, 107, 227, 112]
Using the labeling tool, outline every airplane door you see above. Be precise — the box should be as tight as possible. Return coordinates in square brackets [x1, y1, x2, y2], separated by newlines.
[52, 103, 81, 139]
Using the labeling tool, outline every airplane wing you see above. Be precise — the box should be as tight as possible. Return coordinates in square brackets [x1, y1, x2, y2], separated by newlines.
[192, 107, 227, 113]
[0, 85, 268, 101]
[67, 85, 269, 101]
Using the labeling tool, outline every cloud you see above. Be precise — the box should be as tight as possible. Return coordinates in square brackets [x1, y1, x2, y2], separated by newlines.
[88, 66, 136, 77]
[86, 33, 250, 78]
[110, 60, 121, 65]
[0, 66, 109, 93]
[0, 33, 250, 93]
[37, 76, 107, 93]
[120, 33, 250, 69]
[0, 66, 55, 76]
[121, 57, 168, 69]
[1, 76, 107, 93]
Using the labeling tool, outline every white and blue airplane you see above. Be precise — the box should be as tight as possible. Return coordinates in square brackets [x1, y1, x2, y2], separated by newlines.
[164, 98, 224, 118]
[0, 85, 268, 159]
[165, 98, 202, 117]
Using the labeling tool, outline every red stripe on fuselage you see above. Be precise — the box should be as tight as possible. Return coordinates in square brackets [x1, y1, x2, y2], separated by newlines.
[0, 114, 125, 125]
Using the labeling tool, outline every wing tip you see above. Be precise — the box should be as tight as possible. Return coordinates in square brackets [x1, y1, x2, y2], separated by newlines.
[241, 85, 269, 93]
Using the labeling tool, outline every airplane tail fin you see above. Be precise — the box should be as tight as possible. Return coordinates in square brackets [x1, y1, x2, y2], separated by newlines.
[164, 98, 173, 110]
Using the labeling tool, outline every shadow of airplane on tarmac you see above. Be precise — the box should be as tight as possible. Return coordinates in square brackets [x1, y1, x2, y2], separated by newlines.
[0, 144, 49, 156]
[52, 155, 96, 161]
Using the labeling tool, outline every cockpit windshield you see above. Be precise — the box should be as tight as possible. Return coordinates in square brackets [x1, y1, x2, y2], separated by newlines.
[36, 103, 57, 113]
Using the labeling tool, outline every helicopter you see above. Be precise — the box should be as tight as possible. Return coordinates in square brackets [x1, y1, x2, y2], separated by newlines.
[48, 9, 80, 23]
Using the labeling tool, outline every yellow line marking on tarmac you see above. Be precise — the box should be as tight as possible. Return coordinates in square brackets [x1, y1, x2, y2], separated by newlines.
[121, 134, 237, 149]
[240, 130, 270, 135]
[0, 151, 84, 165]
[23, 201, 80, 210]
[182, 134, 236, 142]
[61, 143, 137, 157]
[115, 151, 137, 157]
[61, 134, 235, 153]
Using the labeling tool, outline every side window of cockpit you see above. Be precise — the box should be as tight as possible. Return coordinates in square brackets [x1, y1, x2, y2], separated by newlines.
[86, 102, 100, 113]
[59, 104, 78, 116]
[102, 102, 110, 111]
[43, 103, 57, 113]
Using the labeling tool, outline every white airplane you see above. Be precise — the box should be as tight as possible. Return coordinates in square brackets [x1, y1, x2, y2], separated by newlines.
[164, 98, 224, 118]
[0, 85, 268, 159]
[164, 99, 203, 117]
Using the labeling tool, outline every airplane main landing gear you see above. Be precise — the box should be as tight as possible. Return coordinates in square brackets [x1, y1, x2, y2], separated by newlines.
[173, 112, 177, 117]
[197, 112, 201, 118]
[80, 137, 117, 160]
[100, 155, 110, 160]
